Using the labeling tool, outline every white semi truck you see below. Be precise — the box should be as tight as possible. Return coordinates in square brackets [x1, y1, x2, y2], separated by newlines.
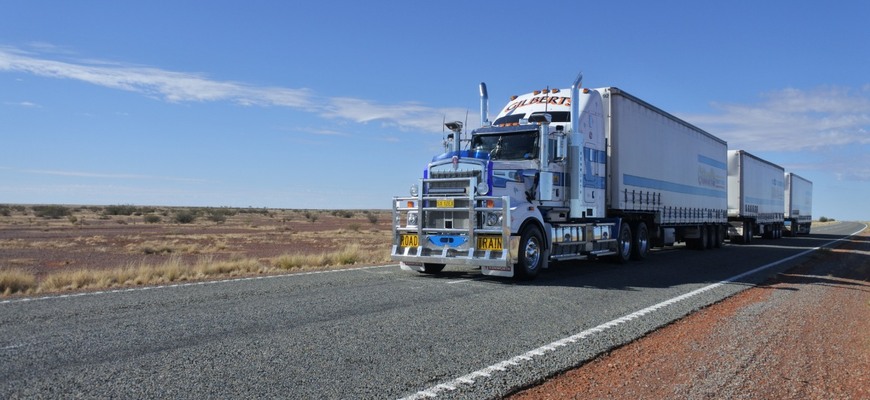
[726, 150, 785, 243]
[391, 72, 729, 279]
[784, 172, 813, 235]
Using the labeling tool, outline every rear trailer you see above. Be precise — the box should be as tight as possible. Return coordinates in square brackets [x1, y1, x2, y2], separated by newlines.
[784, 172, 813, 235]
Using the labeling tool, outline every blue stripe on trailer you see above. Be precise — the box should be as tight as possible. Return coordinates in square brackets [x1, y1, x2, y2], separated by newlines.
[623, 174, 726, 199]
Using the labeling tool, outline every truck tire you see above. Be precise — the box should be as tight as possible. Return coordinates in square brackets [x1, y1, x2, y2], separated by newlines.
[614, 222, 632, 263]
[514, 226, 543, 280]
[420, 263, 445, 274]
[631, 222, 650, 260]
[714, 225, 723, 248]
[705, 225, 715, 249]
[689, 225, 708, 250]
[743, 221, 753, 244]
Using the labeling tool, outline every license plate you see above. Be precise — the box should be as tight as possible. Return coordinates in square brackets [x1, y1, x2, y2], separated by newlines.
[436, 199, 454, 208]
[400, 234, 419, 247]
[477, 236, 503, 251]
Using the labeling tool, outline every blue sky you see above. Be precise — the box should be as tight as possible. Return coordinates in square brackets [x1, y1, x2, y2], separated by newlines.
[1, 1, 868, 221]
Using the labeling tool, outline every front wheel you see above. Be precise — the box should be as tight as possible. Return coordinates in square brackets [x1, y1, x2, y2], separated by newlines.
[515, 226, 544, 280]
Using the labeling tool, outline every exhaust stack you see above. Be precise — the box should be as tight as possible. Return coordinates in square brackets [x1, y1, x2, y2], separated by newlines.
[570, 72, 583, 135]
[479, 82, 489, 127]
[569, 71, 584, 218]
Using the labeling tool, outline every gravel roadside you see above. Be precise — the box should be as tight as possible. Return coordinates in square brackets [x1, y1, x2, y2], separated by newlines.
[510, 229, 869, 400]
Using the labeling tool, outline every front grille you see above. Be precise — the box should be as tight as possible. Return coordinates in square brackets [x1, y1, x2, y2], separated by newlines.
[429, 170, 481, 179]
[428, 170, 480, 195]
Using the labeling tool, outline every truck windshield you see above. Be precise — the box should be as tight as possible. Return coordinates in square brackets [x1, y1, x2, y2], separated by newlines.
[470, 131, 538, 160]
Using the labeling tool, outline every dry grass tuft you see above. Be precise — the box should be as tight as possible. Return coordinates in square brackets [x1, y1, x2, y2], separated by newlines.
[194, 255, 265, 277]
[0, 269, 37, 295]
[40, 269, 97, 292]
[273, 244, 389, 270]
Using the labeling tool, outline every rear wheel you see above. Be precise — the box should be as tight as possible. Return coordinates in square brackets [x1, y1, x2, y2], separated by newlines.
[514, 226, 543, 280]
[614, 222, 632, 263]
[631, 222, 650, 260]
[420, 263, 445, 274]
[743, 221, 753, 244]
[713, 225, 723, 248]
[688, 225, 708, 250]
[705, 225, 715, 249]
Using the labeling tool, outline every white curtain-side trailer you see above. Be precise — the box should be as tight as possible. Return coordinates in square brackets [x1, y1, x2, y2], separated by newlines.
[602, 88, 728, 251]
[726, 150, 786, 243]
[784, 172, 813, 235]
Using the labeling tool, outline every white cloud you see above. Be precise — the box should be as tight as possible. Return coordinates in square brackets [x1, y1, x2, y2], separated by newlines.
[323, 97, 469, 132]
[3, 101, 40, 107]
[682, 86, 870, 152]
[0, 45, 459, 133]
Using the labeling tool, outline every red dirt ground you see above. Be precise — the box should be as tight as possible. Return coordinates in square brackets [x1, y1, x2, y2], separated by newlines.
[0, 208, 392, 280]
[510, 229, 869, 399]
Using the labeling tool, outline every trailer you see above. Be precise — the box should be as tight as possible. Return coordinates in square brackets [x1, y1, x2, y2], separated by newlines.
[726, 150, 785, 243]
[602, 87, 729, 252]
[391, 71, 729, 279]
[784, 172, 813, 235]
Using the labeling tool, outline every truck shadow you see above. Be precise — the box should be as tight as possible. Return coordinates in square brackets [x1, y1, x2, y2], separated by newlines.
[550, 231, 867, 292]
[420, 228, 868, 294]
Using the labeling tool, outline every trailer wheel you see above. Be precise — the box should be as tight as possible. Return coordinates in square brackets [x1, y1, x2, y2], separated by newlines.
[713, 226, 723, 248]
[743, 221, 753, 244]
[614, 222, 632, 263]
[515, 226, 543, 280]
[705, 225, 716, 249]
[420, 263, 445, 274]
[689, 225, 709, 250]
[631, 222, 650, 260]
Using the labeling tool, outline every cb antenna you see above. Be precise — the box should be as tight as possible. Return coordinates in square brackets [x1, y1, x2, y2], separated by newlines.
[463, 110, 469, 150]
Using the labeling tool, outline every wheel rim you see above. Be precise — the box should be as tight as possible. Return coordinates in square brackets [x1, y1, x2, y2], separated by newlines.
[637, 226, 649, 255]
[620, 226, 631, 258]
[524, 237, 541, 270]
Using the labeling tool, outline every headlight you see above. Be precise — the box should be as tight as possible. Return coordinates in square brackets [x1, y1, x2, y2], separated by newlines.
[485, 212, 500, 226]
[476, 181, 489, 195]
[410, 184, 419, 197]
[407, 211, 418, 226]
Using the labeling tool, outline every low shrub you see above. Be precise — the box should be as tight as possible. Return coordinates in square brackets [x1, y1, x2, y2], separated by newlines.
[366, 213, 379, 224]
[173, 210, 197, 224]
[104, 205, 139, 216]
[32, 205, 71, 219]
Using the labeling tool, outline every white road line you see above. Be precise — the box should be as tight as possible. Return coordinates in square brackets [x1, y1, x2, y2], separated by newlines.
[0, 264, 397, 306]
[398, 224, 866, 400]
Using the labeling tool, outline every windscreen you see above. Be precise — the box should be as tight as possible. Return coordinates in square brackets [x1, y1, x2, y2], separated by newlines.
[470, 131, 538, 160]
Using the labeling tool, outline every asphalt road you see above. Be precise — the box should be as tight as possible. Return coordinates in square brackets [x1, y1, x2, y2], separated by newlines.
[1, 221, 865, 399]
